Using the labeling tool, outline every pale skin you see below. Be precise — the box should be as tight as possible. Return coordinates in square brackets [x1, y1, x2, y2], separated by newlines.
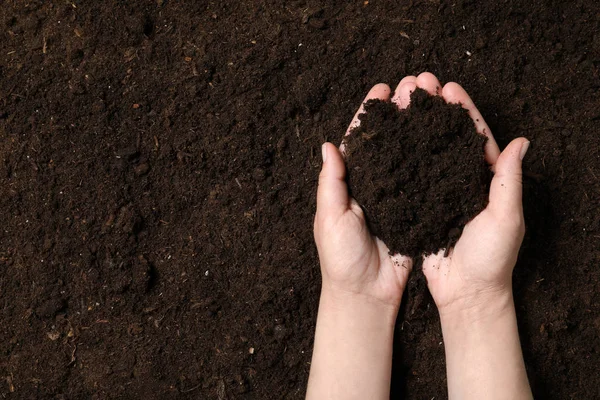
[306, 72, 533, 400]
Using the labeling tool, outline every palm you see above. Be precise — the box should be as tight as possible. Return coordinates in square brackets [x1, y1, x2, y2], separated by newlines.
[423, 207, 524, 310]
[315, 204, 411, 307]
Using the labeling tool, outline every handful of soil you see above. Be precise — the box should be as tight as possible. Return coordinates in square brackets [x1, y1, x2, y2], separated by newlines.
[344, 89, 491, 258]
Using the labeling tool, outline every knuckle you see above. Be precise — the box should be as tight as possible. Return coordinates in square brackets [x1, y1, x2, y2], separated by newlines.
[512, 171, 523, 185]
[495, 171, 523, 186]
[317, 170, 338, 190]
[500, 213, 525, 233]
[317, 171, 328, 186]
[314, 211, 335, 234]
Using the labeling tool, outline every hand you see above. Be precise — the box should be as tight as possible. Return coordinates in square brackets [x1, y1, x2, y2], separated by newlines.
[314, 83, 418, 310]
[409, 73, 530, 314]
[402, 74, 532, 400]
[308, 76, 434, 400]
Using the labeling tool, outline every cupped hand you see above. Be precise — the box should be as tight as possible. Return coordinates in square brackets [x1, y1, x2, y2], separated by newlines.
[314, 83, 415, 309]
[409, 73, 530, 314]
[314, 72, 528, 312]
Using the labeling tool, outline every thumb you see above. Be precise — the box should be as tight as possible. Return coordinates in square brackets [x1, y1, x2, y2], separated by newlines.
[488, 138, 529, 217]
[316, 143, 350, 219]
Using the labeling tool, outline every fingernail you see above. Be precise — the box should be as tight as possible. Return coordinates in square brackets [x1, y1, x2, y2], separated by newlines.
[519, 141, 530, 160]
[321, 143, 328, 163]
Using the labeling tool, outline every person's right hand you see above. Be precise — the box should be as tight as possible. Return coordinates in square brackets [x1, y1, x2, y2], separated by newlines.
[411, 74, 529, 316]
[413, 74, 533, 400]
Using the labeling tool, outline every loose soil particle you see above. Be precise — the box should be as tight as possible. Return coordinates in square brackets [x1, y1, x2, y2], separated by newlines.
[345, 89, 490, 258]
[0, 1, 599, 399]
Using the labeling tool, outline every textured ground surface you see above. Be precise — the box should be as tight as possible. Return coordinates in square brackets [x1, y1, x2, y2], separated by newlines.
[1, 0, 599, 398]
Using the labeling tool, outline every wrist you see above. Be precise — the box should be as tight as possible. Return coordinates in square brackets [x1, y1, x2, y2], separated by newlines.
[438, 287, 514, 329]
[307, 284, 398, 400]
[319, 285, 399, 330]
[436, 288, 532, 400]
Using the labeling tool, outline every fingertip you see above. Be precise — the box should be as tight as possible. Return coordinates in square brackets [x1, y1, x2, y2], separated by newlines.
[398, 75, 417, 86]
[488, 138, 528, 216]
[519, 139, 530, 160]
[345, 83, 392, 136]
[498, 138, 529, 165]
[317, 143, 349, 217]
[441, 82, 466, 103]
[416, 72, 442, 96]
[322, 142, 344, 167]
[442, 82, 501, 164]
[392, 81, 417, 109]
[369, 83, 392, 99]
[494, 137, 528, 174]
[442, 82, 478, 114]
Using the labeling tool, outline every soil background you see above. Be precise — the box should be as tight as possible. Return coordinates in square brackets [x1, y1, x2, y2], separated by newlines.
[0, 0, 599, 399]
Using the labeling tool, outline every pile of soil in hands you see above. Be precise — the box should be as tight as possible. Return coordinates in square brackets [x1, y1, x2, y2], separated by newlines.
[345, 89, 491, 258]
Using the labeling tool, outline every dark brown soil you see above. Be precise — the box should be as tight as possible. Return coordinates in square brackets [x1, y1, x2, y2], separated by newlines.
[345, 90, 490, 257]
[0, 1, 599, 399]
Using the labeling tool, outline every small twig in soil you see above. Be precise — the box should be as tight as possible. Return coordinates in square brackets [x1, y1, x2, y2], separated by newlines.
[7, 373, 15, 392]
[361, 131, 379, 140]
[180, 383, 202, 393]
[523, 171, 544, 182]
[66, 344, 77, 367]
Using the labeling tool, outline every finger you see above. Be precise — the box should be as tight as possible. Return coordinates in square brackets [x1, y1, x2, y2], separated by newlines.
[397, 75, 417, 87]
[391, 75, 417, 106]
[316, 143, 351, 218]
[442, 82, 501, 165]
[344, 83, 391, 137]
[391, 81, 417, 109]
[415, 72, 442, 96]
[488, 138, 529, 217]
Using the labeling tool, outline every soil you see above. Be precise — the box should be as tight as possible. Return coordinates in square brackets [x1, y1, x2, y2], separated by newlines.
[0, 0, 599, 399]
[345, 90, 490, 257]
